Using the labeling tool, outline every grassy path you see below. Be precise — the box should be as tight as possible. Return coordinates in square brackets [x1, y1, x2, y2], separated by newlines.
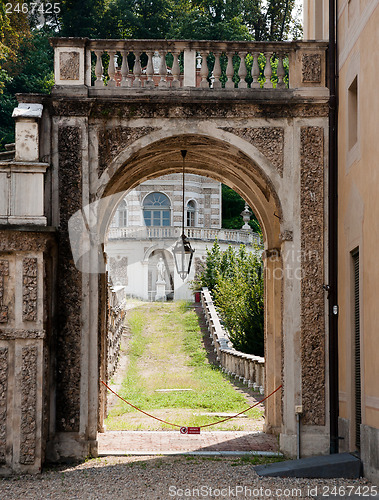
[105, 301, 264, 431]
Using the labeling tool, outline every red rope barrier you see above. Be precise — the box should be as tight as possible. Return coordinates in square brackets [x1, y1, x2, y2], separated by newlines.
[101, 380, 282, 430]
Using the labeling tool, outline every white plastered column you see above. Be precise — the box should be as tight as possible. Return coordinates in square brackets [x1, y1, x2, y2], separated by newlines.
[0, 103, 48, 226]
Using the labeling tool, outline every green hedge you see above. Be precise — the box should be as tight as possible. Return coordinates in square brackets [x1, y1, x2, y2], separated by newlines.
[192, 240, 264, 356]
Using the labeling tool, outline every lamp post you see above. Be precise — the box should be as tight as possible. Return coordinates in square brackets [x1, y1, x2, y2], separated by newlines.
[173, 150, 195, 281]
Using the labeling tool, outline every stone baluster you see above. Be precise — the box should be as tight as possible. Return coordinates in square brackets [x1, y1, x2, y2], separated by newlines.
[264, 52, 273, 88]
[212, 51, 222, 89]
[107, 50, 116, 87]
[238, 51, 248, 88]
[171, 51, 180, 88]
[94, 50, 104, 87]
[225, 52, 235, 89]
[145, 50, 154, 88]
[251, 52, 260, 88]
[158, 51, 168, 87]
[200, 51, 209, 88]
[120, 51, 130, 87]
[276, 52, 286, 88]
[132, 51, 142, 87]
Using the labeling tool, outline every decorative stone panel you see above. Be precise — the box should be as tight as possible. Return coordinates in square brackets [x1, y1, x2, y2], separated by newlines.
[302, 54, 322, 83]
[221, 127, 284, 176]
[0, 330, 45, 340]
[59, 52, 80, 80]
[0, 261, 9, 323]
[109, 256, 128, 285]
[57, 126, 82, 432]
[300, 126, 325, 426]
[98, 127, 157, 177]
[0, 347, 8, 464]
[20, 346, 37, 465]
[23, 258, 38, 322]
[0, 231, 53, 253]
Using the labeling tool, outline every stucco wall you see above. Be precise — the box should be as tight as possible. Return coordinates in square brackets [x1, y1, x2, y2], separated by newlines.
[338, 0, 379, 441]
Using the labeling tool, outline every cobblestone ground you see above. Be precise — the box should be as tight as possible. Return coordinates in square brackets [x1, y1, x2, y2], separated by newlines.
[0, 455, 376, 500]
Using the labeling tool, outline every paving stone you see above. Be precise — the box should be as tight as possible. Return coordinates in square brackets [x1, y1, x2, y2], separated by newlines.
[98, 430, 279, 455]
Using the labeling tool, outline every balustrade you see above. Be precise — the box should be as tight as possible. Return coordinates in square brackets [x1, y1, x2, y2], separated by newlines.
[107, 280, 126, 379]
[107, 225, 260, 245]
[201, 287, 265, 393]
[51, 38, 328, 92]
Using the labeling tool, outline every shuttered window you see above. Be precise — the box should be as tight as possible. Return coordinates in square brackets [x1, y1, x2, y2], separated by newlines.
[352, 249, 361, 450]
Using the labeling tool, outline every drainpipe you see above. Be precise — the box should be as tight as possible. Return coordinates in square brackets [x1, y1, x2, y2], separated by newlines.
[328, 0, 339, 455]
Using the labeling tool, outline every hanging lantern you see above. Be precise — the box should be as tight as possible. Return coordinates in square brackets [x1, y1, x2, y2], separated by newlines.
[173, 233, 195, 280]
[173, 150, 195, 281]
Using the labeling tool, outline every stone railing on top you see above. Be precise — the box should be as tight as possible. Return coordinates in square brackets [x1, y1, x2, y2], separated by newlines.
[201, 287, 265, 393]
[50, 38, 328, 92]
[107, 280, 126, 380]
[108, 225, 260, 246]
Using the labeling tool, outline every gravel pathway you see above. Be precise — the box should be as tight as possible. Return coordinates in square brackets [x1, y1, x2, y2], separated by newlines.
[1, 455, 376, 499]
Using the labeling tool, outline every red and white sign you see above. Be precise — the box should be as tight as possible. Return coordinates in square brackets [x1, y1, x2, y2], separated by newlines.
[180, 426, 200, 434]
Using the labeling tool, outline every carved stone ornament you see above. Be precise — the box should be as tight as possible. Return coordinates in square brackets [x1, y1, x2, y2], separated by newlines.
[0, 347, 8, 463]
[98, 127, 157, 177]
[59, 52, 80, 81]
[302, 53, 322, 83]
[0, 260, 9, 324]
[20, 346, 37, 464]
[221, 127, 284, 176]
[23, 258, 38, 322]
[300, 126, 325, 426]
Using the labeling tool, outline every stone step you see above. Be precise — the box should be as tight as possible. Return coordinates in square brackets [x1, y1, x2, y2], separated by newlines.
[255, 453, 362, 479]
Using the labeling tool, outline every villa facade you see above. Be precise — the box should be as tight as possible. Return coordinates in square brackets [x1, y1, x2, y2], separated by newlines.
[105, 174, 260, 300]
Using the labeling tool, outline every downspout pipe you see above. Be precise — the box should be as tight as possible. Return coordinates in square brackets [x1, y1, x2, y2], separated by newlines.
[328, 0, 339, 455]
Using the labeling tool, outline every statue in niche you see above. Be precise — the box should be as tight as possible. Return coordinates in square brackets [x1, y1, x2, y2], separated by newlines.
[156, 257, 166, 283]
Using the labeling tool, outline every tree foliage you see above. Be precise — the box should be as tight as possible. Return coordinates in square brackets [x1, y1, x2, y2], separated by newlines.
[192, 241, 264, 355]
[222, 184, 261, 232]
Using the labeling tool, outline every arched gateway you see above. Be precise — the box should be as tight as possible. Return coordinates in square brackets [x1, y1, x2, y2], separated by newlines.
[0, 38, 329, 473]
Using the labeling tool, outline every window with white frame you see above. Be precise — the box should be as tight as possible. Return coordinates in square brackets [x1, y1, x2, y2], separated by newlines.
[187, 200, 196, 227]
[143, 192, 171, 226]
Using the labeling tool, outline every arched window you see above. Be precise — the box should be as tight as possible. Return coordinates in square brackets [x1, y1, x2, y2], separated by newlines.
[118, 199, 127, 227]
[143, 192, 171, 227]
[187, 200, 196, 227]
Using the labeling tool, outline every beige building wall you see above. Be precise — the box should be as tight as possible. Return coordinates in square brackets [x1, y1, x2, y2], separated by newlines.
[303, 0, 329, 39]
[304, 0, 379, 484]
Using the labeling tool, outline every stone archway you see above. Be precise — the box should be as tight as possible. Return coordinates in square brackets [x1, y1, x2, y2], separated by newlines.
[0, 62, 329, 471]
[95, 132, 285, 439]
